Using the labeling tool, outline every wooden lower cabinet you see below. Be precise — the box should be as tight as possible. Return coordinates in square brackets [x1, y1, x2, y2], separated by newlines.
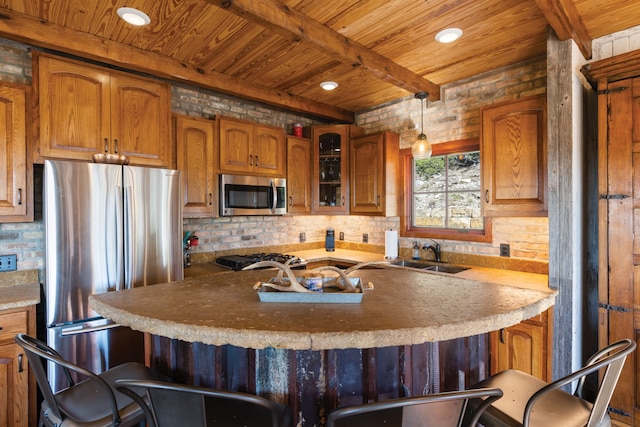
[0, 306, 36, 427]
[490, 309, 552, 381]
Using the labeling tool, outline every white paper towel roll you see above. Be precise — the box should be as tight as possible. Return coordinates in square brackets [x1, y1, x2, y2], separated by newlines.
[385, 229, 398, 259]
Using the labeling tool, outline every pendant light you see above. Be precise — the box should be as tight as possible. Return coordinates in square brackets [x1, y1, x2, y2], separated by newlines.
[412, 92, 432, 159]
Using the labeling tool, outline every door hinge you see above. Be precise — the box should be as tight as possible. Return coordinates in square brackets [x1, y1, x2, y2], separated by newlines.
[599, 193, 631, 200]
[608, 406, 632, 417]
[599, 303, 631, 312]
[598, 86, 629, 95]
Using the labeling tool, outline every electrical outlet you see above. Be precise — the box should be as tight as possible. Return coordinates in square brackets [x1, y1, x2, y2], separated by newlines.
[339, 231, 344, 240]
[0, 254, 17, 272]
[362, 233, 368, 243]
[499, 243, 510, 257]
[299, 232, 306, 243]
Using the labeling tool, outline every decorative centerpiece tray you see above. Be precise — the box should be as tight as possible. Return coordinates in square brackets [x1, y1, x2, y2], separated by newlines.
[258, 277, 364, 304]
[245, 259, 377, 304]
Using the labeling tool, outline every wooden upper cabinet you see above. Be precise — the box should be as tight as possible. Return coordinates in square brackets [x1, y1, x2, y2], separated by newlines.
[109, 74, 171, 167]
[286, 136, 312, 214]
[481, 94, 547, 216]
[350, 131, 399, 216]
[0, 83, 30, 221]
[218, 117, 285, 176]
[312, 124, 363, 214]
[175, 115, 217, 218]
[36, 53, 172, 167]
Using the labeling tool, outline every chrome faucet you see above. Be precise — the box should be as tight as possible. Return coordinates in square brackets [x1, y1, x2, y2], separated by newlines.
[422, 239, 441, 262]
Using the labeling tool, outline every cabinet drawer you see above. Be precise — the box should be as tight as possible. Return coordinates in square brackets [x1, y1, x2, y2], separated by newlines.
[0, 311, 27, 343]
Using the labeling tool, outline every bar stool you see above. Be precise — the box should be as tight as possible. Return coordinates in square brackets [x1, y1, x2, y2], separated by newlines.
[15, 333, 168, 427]
[115, 379, 292, 427]
[470, 338, 636, 427]
[326, 387, 503, 427]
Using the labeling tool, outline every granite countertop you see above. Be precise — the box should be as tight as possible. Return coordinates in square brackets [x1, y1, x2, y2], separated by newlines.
[0, 270, 41, 311]
[90, 267, 556, 351]
[185, 248, 550, 292]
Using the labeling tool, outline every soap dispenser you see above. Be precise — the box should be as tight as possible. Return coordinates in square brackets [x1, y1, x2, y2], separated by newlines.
[412, 241, 420, 260]
[325, 228, 335, 252]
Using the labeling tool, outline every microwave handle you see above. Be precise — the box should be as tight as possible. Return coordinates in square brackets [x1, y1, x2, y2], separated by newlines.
[271, 180, 277, 214]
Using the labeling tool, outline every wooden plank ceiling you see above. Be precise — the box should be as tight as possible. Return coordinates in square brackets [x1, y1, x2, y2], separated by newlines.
[0, 0, 638, 121]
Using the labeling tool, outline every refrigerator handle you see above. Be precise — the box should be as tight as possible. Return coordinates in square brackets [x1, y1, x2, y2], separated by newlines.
[115, 185, 125, 291]
[123, 185, 134, 290]
[61, 322, 122, 336]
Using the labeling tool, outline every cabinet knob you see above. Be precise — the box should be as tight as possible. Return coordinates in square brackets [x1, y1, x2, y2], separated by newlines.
[249, 155, 253, 166]
[208, 193, 213, 206]
[104, 138, 109, 153]
[288, 196, 293, 207]
[376, 195, 380, 206]
[17, 188, 22, 205]
[485, 189, 489, 203]
[114, 139, 119, 153]
[499, 328, 505, 344]
[341, 196, 345, 206]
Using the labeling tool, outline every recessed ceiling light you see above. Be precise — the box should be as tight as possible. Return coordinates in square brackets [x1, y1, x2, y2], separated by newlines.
[117, 7, 151, 26]
[320, 81, 339, 91]
[435, 28, 463, 43]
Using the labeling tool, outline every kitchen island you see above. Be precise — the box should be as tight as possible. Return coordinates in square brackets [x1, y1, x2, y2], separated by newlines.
[90, 267, 555, 426]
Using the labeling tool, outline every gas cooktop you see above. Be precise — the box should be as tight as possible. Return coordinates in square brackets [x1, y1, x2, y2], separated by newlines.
[215, 253, 306, 271]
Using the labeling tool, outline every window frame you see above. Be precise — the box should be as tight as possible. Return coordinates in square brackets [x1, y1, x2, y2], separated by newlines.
[400, 137, 492, 242]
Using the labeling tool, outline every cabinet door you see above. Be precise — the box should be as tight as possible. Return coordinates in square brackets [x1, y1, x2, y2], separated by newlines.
[351, 134, 383, 214]
[175, 115, 217, 217]
[110, 74, 172, 167]
[481, 94, 547, 216]
[0, 84, 28, 220]
[0, 343, 28, 427]
[490, 313, 549, 381]
[312, 125, 350, 214]
[253, 125, 285, 176]
[286, 136, 311, 213]
[38, 55, 111, 160]
[219, 118, 253, 173]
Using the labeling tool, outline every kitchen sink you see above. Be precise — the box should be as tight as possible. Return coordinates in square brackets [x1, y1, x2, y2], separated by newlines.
[388, 260, 469, 274]
[423, 265, 469, 274]
[390, 260, 431, 269]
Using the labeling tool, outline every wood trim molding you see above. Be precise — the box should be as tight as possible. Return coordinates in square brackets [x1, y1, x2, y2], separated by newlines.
[581, 49, 640, 86]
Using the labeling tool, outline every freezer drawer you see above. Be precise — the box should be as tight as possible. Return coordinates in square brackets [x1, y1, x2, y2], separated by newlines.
[47, 318, 144, 393]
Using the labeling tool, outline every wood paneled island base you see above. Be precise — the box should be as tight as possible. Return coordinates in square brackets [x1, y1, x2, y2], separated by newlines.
[90, 268, 555, 426]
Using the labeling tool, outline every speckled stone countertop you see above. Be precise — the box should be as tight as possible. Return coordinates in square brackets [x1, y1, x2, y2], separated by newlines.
[0, 270, 40, 311]
[91, 266, 556, 351]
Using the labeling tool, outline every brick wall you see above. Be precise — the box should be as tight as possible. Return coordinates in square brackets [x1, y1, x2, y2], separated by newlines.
[0, 37, 551, 271]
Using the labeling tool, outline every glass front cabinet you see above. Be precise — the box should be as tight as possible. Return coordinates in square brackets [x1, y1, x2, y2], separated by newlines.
[312, 125, 363, 214]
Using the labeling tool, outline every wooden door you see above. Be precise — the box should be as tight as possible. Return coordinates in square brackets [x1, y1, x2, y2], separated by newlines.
[599, 77, 639, 426]
[286, 136, 311, 213]
[175, 115, 217, 217]
[0, 84, 27, 219]
[253, 125, 285, 176]
[219, 118, 253, 173]
[38, 54, 111, 160]
[110, 74, 172, 167]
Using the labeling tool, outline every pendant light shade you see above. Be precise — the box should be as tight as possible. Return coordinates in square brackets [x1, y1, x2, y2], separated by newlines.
[412, 92, 432, 159]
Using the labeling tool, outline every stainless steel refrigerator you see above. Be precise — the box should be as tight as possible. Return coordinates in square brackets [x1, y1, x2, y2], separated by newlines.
[44, 159, 183, 392]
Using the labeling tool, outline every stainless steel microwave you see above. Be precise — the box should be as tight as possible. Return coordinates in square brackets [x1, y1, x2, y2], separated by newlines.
[220, 174, 287, 216]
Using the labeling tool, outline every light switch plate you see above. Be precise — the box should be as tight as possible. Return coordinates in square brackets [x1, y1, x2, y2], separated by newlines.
[0, 254, 17, 272]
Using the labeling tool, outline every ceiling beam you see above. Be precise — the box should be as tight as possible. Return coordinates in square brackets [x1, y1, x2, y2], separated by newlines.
[206, 0, 441, 101]
[534, 0, 592, 59]
[0, 9, 354, 122]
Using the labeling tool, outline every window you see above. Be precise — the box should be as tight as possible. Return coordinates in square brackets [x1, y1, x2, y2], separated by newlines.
[401, 138, 491, 242]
